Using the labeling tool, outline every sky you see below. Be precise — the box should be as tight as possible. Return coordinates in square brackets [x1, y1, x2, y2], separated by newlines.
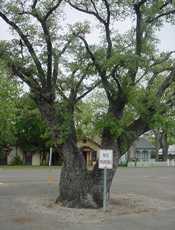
[0, 5, 175, 52]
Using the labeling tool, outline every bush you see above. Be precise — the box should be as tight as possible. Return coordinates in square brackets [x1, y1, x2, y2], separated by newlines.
[10, 155, 23, 165]
[119, 161, 128, 167]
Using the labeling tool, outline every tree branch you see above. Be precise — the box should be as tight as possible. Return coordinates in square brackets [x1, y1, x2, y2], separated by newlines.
[12, 64, 41, 90]
[118, 117, 149, 155]
[103, 0, 112, 59]
[146, 9, 175, 24]
[110, 65, 121, 90]
[53, 34, 80, 85]
[30, 10, 53, 87]
[134, 0, 147, 56]
[156, 65, 175, 97]
[69, 0, 112, 59]
[0, 11, 46, 86]
[71, 68, 89, 100]
[67, 0, 106, 24]
[56, 79, 69, 101]
[44, 0, 63, 21]
[75, 79, 101, 103]
[78, 35, 102, 74]
[31, 0, 38, 9]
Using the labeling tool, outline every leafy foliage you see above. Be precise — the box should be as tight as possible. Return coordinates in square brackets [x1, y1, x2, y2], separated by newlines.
[0, 60, 20, 147]
[15, 94, 51, 153]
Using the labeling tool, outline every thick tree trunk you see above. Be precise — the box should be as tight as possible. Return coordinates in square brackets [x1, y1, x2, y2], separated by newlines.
[32, 96, 94, 207]
[56, 106, 98, 208]
[153, 129, 161, 161]
[58, 139, 93, 208]
[161, 132, 169, 161]
[33, 95, 60, 143]
[89, 128, 120, 207]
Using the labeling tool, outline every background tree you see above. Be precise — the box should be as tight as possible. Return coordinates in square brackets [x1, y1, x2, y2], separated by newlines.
[0, 59, 20, 157]
[15, 94, 52, 164]
[0, 59, 20, 164]
[151, 111, 175, 161]
[75, 89, 107, 139]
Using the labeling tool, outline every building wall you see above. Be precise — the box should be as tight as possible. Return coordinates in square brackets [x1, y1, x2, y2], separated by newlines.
[7, 140, 101, 166]
[136, 149, 151, 161]
[78, 140, 101, 158]
[7, 146, 23, 165]
[32, 153, 40, 166]
[7, 147, 41, 166]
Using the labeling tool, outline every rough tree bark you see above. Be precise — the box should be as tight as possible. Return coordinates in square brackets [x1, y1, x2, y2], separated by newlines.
[90, 127, 120, 207]
[161, 131, 169, 161]
[56, 106, 97, 208]
[88, 114, 150, 207]
[154, 129, 161, 161]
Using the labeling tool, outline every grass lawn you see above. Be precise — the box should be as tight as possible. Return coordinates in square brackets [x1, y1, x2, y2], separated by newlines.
[0, 165, 61, 170]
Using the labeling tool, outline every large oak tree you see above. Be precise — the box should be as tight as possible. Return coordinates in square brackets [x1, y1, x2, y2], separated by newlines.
[0, 0, 175, 208]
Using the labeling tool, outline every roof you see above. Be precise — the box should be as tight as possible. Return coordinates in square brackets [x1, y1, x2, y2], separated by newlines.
[79, 138, 101, 148]
[134, 137, 155, 150]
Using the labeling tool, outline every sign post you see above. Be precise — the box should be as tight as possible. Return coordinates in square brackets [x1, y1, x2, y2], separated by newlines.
[48, 147, 54, 183]
[99, 149, 113, 211]
[103, 167, 107, 211]
[49, 147, 53, 167]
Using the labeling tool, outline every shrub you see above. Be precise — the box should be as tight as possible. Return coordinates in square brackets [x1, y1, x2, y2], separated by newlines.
[10, 155, 23, 165]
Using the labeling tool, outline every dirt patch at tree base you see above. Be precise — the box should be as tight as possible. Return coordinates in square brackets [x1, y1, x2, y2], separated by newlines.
[17, 192, 175, 224]
[13, 217, 33, 224]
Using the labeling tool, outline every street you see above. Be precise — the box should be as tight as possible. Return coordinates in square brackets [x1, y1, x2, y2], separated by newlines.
[0, 167, 175, 230]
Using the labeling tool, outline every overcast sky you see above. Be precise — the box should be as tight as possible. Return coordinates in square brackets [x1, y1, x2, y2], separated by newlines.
[0, 6, 175, 52]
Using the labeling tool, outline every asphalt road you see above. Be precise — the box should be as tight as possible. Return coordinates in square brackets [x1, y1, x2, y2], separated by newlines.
[0, 167, 175, 230]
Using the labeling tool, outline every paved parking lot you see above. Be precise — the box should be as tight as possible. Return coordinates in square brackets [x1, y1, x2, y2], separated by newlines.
[0, 167, 175, 230]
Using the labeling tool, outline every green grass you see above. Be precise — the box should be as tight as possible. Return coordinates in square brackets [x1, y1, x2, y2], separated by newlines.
[0, 165, 61, 170]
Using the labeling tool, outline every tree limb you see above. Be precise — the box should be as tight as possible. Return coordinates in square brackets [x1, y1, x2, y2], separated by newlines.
[134, 0, 147, 56]
[31, 0, 38, 9]
[75, 79, 101, 103]
[78, 35, 102, 74]
[67, 0, 106, 24]
[12, 64, 41, 90]
[30, 10, 53, 88]
[146, 9, 175, 24]
[0, 11, 46, 86]
[156, 65, 175, 97]
[118, 117, 149, 155]
[44, 0, 63, 21]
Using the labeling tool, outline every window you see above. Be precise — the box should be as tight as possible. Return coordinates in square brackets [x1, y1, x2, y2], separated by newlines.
[136, 151, 141, 160]
[92, 151, 97, 161]
[142, 150, 148, 161]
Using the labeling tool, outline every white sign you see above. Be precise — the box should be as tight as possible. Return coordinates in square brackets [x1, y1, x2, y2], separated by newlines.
[99, 149, 113, 169]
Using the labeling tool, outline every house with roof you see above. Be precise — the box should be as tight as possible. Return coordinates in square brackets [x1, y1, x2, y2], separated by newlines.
[129, 137, 156, 161]
[120, 137, 156, 164]
[0, 138, 101, 168]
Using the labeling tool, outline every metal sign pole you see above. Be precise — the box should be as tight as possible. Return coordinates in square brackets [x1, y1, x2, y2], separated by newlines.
[47, 147, 53, 205]
[103, 167, 107, 212]
[49, 147, 53, 167]
[99, 149, 113, 212]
